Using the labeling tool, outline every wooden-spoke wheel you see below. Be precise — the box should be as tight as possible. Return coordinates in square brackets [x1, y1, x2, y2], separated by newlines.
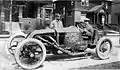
[96, 37, 112, 60]
[15, 39, 46, 69]
[7, 35, 25, 55]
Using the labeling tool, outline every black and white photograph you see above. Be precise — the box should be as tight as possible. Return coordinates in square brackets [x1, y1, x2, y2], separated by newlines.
[0, 0, 120, 70]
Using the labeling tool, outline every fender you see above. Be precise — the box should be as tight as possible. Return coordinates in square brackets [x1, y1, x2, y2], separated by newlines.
[11, 32, 27, 38]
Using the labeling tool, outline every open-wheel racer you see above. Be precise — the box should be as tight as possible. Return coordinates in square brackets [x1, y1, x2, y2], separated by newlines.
[6, 21, 118, 69]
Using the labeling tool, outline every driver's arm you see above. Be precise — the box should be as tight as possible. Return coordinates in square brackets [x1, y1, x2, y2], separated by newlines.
[77, 25, 84, 33]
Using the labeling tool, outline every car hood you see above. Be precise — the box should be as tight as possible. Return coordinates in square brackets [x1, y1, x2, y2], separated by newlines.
[33, 26, 79, 34]
[27, 26, 80, 38]
[55, 26, 80, 33]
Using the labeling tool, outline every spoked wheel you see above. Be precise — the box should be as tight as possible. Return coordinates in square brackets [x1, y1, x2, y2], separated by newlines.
[7, 35, 25, 55]
[15, 39, 46, 69]
[96, 37, 112, 60]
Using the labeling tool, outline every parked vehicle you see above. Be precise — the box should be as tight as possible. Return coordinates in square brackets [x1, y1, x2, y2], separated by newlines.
[6, 21, 118, 69]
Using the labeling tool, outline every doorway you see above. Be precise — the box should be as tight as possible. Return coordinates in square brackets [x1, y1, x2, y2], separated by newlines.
[118, 15, 120, 27]
[98, 13, 106, 26]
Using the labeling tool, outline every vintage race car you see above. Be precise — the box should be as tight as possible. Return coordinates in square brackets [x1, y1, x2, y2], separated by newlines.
[7, 23, 119, 69]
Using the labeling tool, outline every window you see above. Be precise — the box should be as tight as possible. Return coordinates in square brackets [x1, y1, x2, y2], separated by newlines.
[81, 0, 89, 6]
[45, 8, 52, 19]
[81, 11, 86, 16]
[118, 15, 120, 25]
[86, 0, 89, 6]
[81, 0, 86, 6]
[68, 11, 72, 17]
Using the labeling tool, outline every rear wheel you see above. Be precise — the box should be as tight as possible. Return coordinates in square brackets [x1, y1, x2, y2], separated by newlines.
[9, 35, 25, 55]
[6, 33, 26, 55]
[15, 38, 46, 69]
[96, 37, 112, 60]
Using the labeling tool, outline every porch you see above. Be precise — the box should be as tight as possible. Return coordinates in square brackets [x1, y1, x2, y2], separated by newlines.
[0, 0, 53, 36]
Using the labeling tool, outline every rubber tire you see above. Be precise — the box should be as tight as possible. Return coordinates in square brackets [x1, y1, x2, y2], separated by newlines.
[96, 37, 112, 60]
[14, 38, 46, 69]
[6, 32, 26, 55]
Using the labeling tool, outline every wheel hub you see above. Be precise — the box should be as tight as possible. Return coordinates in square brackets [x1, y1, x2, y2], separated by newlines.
[30, 52, 35, 58]
[100, 41, 110, 53]
[19, 42, 43, 65]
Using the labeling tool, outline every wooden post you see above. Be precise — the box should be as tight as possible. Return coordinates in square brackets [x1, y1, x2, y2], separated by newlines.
[19, 6, 23, 22]
[1, 7, 4, 21]
[37, 6, 41, 18]
[9, 0, 12, 35]
[0, 6, 5, 34]
[36, 6, 42, 29]
[94, 13, 96, 25]
[42, 8, 45, 27]
[0, 0, 3, 34]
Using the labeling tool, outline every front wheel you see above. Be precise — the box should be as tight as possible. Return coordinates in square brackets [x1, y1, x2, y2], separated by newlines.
[14, 38, 46, 69]
[96, 37, 112, 60]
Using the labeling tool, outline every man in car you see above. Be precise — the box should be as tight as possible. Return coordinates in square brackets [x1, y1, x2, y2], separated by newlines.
[78, 18, 94, 40]
[50, 13, 63, 28]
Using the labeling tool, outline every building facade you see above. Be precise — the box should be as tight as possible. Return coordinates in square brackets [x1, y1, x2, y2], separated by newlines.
[0, 0, 53, 35]
[111, 0, 120, 30]
[54, 0, 112, 29]
[0, 0, 113, 35]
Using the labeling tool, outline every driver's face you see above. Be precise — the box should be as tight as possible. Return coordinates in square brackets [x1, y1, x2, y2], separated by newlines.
[56, 16, 61, 20]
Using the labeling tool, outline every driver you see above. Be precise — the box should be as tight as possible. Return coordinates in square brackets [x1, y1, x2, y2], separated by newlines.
[78, 18, 94, 39]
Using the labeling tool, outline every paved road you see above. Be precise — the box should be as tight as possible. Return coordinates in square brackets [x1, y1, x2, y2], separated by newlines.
[0, 39, 120, 70]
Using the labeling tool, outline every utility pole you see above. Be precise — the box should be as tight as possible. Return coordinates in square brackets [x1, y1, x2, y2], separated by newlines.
[10, 0, 12, 35]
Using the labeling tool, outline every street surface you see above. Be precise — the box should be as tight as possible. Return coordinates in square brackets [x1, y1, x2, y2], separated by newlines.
[0, 38, 120, 70]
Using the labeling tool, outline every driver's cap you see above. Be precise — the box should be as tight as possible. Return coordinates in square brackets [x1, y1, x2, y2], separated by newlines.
[80, 19, 84, 22]
[81, 17, 90, 22]
[84, 18, 90, 22]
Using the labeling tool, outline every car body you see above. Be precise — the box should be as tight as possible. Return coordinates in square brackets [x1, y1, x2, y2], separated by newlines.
[8, 24, 120, 69]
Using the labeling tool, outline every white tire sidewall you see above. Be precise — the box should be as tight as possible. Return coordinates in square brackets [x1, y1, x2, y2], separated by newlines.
[96, 37, 112, 60]
[5, 32, 26, 55]
[14, 38, 46, 69]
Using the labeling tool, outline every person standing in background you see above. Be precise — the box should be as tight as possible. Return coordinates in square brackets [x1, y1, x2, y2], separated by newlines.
[50, 13, 63, 54]
[50, 13, 63, 28]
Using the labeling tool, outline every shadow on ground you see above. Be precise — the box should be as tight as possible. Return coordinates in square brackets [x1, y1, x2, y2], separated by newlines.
[13, 53, 90, 70]
[45, 52, 91, 61]
[72, 61, 120, 69]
